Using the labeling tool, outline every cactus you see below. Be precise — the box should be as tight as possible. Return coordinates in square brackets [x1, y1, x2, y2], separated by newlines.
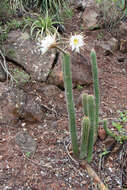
[87, 95, 96, 163]
[62, 50, 99, 162]
[80, 116, 90, 159]
[90, 49, 100, 131]
[82, 93, 88, 117]
[62, 53, 79, 157]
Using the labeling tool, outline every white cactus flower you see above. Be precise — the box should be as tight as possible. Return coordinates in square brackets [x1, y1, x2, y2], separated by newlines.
[38, 34, 56, 54]
[69, 34, 84, 53]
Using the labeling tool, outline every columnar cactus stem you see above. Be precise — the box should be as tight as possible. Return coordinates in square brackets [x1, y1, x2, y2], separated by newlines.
[87, 95, 96, 163]
[90, 49, 100, 131]
[82, 93, 88, 117]
[80, 116, 90, 159]
[62, 53, 79, 156]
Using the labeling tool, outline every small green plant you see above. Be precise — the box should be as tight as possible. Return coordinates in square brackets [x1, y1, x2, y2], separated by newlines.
[36, 0, 67, 20]
[24, 14, 60, 38]
[0, 19, 24, 44]
[99, 148, 110, 158]
[112, 110, 127, 139]
[97, 32, 104, 40]
[117, 110, 127, 123]
[0, 0, 13, 18]
[25, 151, 31, 157]
[76, 84, 83, 91]
[95, 0, 127, 32]
[61, 7, 74, 20]
[4, 19, 24, 35]
[13, 68, 30, 84]
[10, 0, 68, 19]
[0, 24, 8, 43]
[103, 117, 127, 143]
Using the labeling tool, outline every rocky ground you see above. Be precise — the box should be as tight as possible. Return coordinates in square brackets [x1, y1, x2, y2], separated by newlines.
[0, 0, 127, 190]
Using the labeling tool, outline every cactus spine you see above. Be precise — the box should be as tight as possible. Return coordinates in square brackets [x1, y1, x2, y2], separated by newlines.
[80, 116, 90, 159]
[62, 53, 79, 156]
[90, 49, 100, 131]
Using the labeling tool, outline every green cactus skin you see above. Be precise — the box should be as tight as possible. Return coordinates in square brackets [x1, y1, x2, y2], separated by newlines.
[82, 93, 88, 117]
[62, 53, 79, 157]
[80, 116, 90, 159]
[90, 49, 100, 131]
[87, 95, 96, 163]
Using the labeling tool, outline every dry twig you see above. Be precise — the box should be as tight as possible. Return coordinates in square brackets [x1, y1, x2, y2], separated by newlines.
[80, 160, 109, 190]
[0, 49, 16, 87]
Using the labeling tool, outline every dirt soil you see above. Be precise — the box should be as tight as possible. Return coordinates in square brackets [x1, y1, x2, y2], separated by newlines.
[0, 4, 127, 190]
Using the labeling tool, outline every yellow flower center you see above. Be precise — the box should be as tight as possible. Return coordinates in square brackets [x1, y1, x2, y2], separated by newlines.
[73, 38, 79, 45]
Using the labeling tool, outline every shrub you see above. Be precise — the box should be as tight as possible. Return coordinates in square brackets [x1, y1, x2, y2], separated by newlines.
[96, 0, 127, 32]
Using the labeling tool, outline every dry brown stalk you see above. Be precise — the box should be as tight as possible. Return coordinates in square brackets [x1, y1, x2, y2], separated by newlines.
[80, 160, 109, 190]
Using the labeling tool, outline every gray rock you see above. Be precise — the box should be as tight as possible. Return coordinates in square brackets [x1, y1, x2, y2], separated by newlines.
[0, 83, 44, 123]
[118, 22, 127, 53]
[120, 39, 127, 53]
[82, 7, 100, 30]
[0, 84, 27, 123]
[4, 31, 56, 82]
[108, 37, 119, 51]
[15, 131, 37, 157]
[96, 38, 119, 55]
[41, 84, 63, 97]
[118, 21, 127, 40]
[47, 53, 92, 88]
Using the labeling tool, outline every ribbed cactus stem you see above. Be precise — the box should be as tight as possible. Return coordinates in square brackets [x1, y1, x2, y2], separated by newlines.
[62, 53, 79, 157]
[90, 49, 100, 131]
[82, 93, 88, 117]
[80, 116, 90, 159]
[87, 95, 96, 163]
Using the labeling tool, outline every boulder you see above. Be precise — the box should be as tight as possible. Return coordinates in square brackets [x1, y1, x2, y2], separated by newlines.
[4, 31, 56, 81]
[120, 39, 127, 53]
[82, 7, 100, 30]
[47, 52, 92, 88]
[0, 83, 44, 124]
[15, 131, 37, 157]
[96, 37, 119, 55]
[118, 21, 127, 52]
[118, 21, 127, 40]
